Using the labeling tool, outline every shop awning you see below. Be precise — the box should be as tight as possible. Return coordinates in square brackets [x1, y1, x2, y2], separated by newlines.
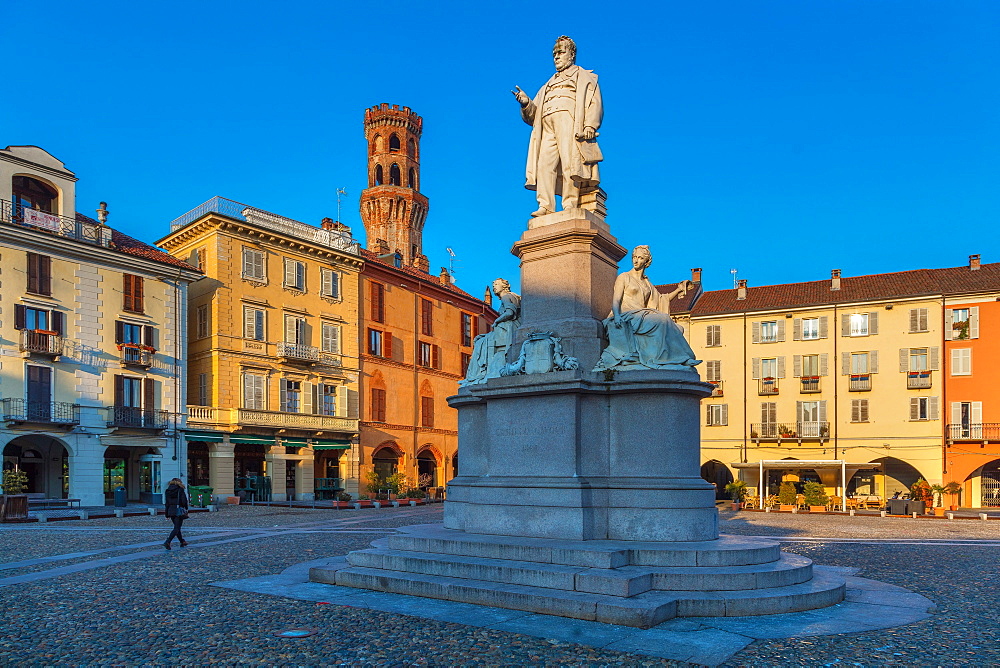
[184, 431, 225, 443]
[312, 439, 352, 450]
[231, 436, 274, 445]
[282, 437, 310, 447]
[184, 432, 275, 445]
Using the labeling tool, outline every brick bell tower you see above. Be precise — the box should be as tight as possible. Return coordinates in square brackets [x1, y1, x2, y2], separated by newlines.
[360, 104, 430, 271]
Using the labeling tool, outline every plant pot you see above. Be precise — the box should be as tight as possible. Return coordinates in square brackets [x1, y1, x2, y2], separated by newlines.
[810, 506, 826, 513]
[779, 504, 795, 512]
[949, 505, 958, 511]
[731, 502, 743, 511]
[934, 507, 945, 517]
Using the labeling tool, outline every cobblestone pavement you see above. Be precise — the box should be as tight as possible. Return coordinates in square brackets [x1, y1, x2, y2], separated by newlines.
[0, 505, 996, 666]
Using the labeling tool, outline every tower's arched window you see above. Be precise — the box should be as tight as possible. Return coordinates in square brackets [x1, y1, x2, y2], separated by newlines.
[389, 163, 401, 186]
[12, 176, 58, 213]
[407, 168, 417, 189]
[389, 134, 400, 153]
[407, 138, 416, 158]
[374, 164, 384, 186]
[371, 134, 382, 155]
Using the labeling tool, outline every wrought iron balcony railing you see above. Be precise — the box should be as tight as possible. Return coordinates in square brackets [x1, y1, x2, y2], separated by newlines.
[849, 374, 872, 391]
[758, 378, 779, 395]
[947, 423, 1000, 441]
[237, 408, 358, 432]
[907, 371, 932, 389]
[751, 421, 830, 440]
[278, 342, 320, 363]
[19, 329, 64, 356]
[1, 398, 80, 425]
[1, 199, 113, 247]
[119, 345, 155, 368]
[107, 406, 169, 429]
[799, 377, 821, 393]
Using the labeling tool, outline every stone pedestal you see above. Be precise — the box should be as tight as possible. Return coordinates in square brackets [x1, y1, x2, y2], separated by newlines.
[445, 369, 717, 542]
[511, 210, 625, 371]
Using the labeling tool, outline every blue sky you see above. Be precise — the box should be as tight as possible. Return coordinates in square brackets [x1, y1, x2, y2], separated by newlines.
[6, 1, 998, 298]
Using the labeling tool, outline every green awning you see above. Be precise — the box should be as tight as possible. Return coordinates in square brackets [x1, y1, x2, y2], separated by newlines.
[231, 436, 275, 445]
[184, 432, 275, 445]
[185, 431, 225, 443]
[312, 439, 352, 450]
[282, 437, 310, 447]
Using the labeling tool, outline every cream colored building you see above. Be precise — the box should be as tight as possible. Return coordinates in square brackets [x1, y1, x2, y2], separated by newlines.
[0, 146, 201, 506]
[157, 198, 363, 501]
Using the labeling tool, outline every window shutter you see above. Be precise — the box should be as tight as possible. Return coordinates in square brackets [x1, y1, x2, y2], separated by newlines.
[39, 255, 52, 295]
[909, 309, 919, 333]
[303, 382, 314, 415]
[820, 353, 829, 376]
[793, 355, 802, 378]
[384, 332, 393, 359]
[819, 316, 828, 338]
[909, 398, 920, 421]
[868, 311, 878, 335]
[899, 349, 909, 373]
[860, 399, 869, 423]
[114, 374, 124, 406]
[321, 269, 332, 297]
[972, 401, 983, 425]
[330, 271, 340, 299]
[841, 351, 850, 375]
[144, 378, 155, 410]
[15, 304, 26, 330]
[818, 400, 827, 424]
[751, 321, 760, 343]
[796, 401, 803, 423]
[48, 310, 62, 336]
[297, 262, 305, 290]
[348, 388, 360, 419]
[284, 316, 296, 344]
[27, 253, 39, 294]
[944, 309, 954, 340]
[919, 308, 928, 332]
[930, 346, 940, 371]
[706, 405, 712, 426]
[777, 320, 786, 342]
[851, 400, 860, 423]
[721, 404, 728, 426]
[951, 401, 963, 426]
[244, 308, 255, 338]
[970, 307, 980, 339]
[870, 350, 879, 374]
[928, 396, 940, 421]
[243, 249, 251, 276]
[115, 320, 125, 344]
[793, 318, 802, 340]
[706, 326, 714, 346]
[841, 314, 850, 336]
[279, 379, 288, 412]
[122, 274, 133, 311]
[143, 325, 154, 348]
[432, 344, 440, 369]
[752, 358, 760, 380]
[284, 259, 294, 287]
[777, 356, 786, 378]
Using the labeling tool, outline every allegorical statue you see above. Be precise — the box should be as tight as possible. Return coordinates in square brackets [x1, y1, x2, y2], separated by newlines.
[513, 35, 603, 217]
[595, 245, 702, 371]
[461, 279, 522, 385]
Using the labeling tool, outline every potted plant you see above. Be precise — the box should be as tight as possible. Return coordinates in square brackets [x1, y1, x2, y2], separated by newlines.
[1, 470, 30, 521]
[778, 481, 797, 511]
[803, 481, 829, 512]
[725, 480, 747, 510]
[929, 484, 946, 516]
[943, 481, 962, 511]
[909, 478, 933, 514]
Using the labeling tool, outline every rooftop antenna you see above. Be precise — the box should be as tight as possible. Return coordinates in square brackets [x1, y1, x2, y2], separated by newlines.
[446, 247, 457, 277]
[730, 268, 739, 289]
[336, 187, 348, 224]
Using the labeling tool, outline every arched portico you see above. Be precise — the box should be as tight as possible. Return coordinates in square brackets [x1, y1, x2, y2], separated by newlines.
[1, 434, 71, 498]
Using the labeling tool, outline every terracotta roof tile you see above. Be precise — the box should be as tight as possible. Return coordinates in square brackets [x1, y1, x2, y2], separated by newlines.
[655, 282, 702, 314]
[76, 213, 200, 272]
[359, 248, 480, 301]
[691, 263, 1000, 316]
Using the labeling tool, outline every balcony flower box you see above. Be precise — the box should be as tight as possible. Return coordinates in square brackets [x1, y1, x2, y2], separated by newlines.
[32, 329, 58, 336]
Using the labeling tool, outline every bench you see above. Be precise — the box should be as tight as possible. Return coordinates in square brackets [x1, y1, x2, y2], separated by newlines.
[26, 497, 82, 510]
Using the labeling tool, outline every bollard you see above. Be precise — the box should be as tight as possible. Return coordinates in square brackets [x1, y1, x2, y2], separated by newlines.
[947, 512, 954, 520]
[37, 515, 47, 523]
[849, 509, 855, 516]
[791, 507, 798, 514]
[208, 504, 218, 512]
[372, 501, 381, 509]
[409, 500, 417, 507]
[115, 509, 124, 518]
[880, 510, 887, 517]
[980, 513, 989, 521]
[391, 501, 400, 508]
[78, 511, 89, 520]
[352, 502, 361, 510]
[148, 507, 157, 516]
[911, 512, 918, 519]
[765, 506, 771, 512]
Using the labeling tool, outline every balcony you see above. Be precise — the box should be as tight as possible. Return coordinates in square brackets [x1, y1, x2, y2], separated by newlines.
[758, 378, 779, 395]
[907, 371, 932, 389]
[238, 408, 358, 432]
[799, 377, 821, 394]
[849, 374, 872, 391]
[278, 342, 320, 364]
[751, 421, 830, 442]
[119, 345, 154, 368]
[106, 406, 169, 429]
[1, 399, 80, 425]
[947, 423, 1000, 441]
[709, 381, 724, 397]
[1, 199, 113, 247]
[19, 329, 64, 357]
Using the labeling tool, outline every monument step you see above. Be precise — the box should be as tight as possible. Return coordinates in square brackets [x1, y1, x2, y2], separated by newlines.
[659, 567, 847, 616]
[387, 524, 781, 568]
[621, 553, 814, 591]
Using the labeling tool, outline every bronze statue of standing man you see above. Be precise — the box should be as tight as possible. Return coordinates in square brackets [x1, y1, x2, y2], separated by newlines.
[513, 36, 603, 217]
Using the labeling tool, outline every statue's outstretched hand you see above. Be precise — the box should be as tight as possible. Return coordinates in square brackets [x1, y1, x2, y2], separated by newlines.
[512, 86, 530, 107]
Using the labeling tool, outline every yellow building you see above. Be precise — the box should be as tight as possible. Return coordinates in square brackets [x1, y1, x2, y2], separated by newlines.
[677, 263, 1000, 502]
[1, 146, 202, 506]
[157, 198, 363, 501]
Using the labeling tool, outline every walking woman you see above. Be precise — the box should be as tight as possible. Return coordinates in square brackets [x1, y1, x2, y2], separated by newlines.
[163, 478, 189, 550]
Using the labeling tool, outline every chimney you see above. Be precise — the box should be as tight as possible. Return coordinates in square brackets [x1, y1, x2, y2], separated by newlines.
[691, 267, 702, 283]
[320, 217, 336, 230]
[439, 267, 452, 285]
[373, 238, 390, 255]
[736, 279, 747, 301]
[970, 254, 981, 271]
[831, 269, 841, 291]
[414, 255, 430, 273]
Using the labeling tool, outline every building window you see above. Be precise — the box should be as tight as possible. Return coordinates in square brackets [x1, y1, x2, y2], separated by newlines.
[909, 308, 929, 333]
[461, 353, 472, 376]
[801, 318, 820, 340]
[851, 399, 869, 423]
[850, 352, 870, 374]
[461, 313, 473, 347]
[374, 164, 384, 185]
[368, 328, 389, 357]
[951, 348, 972, 376]
[705, 360, 721, 382]
[421, 299, 434, 336]
[196, 247, 207, 270]
[850, 313, 868, 337]
[706, 325, 721, 347]
[370, 282, 385, 323]
[19, 306, 49, 331]
[408, 168, 417, 189]
[195, 304, 209, 339]
[321, 384, 338, 416]
[706, 404, 728, 426]
[389, 163, 401, 186]
[280, 379, 302, 413]
[389, 133, 401, 153]
[283, 259, 306, 291]
[910, 396, 938, 421]
[26, 253, 52, 296]
[842, 312, 880, 337]
[419, 342, 432, 368]
[122, 274, 144, 313]
[761, 357, 779, 379]
[407, 137, 416, 158]
[242, 248, 266, 282]
[284, 316, 307, 344]
[322, 323, 341, 354]
[321, 269, 340, 299]
[949, 307, 979, 340]
[760, 321, 778, 343]
[421, 396, 434, 428]
[13, 175, 57, 213]
[951, 401, 982, 438]
[370, 388, 387, 422]
[197, 373, 209, 406]
[909, 348, 929, 372]
[243, 373, 267, 410]
[244, 307, 265, 340]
